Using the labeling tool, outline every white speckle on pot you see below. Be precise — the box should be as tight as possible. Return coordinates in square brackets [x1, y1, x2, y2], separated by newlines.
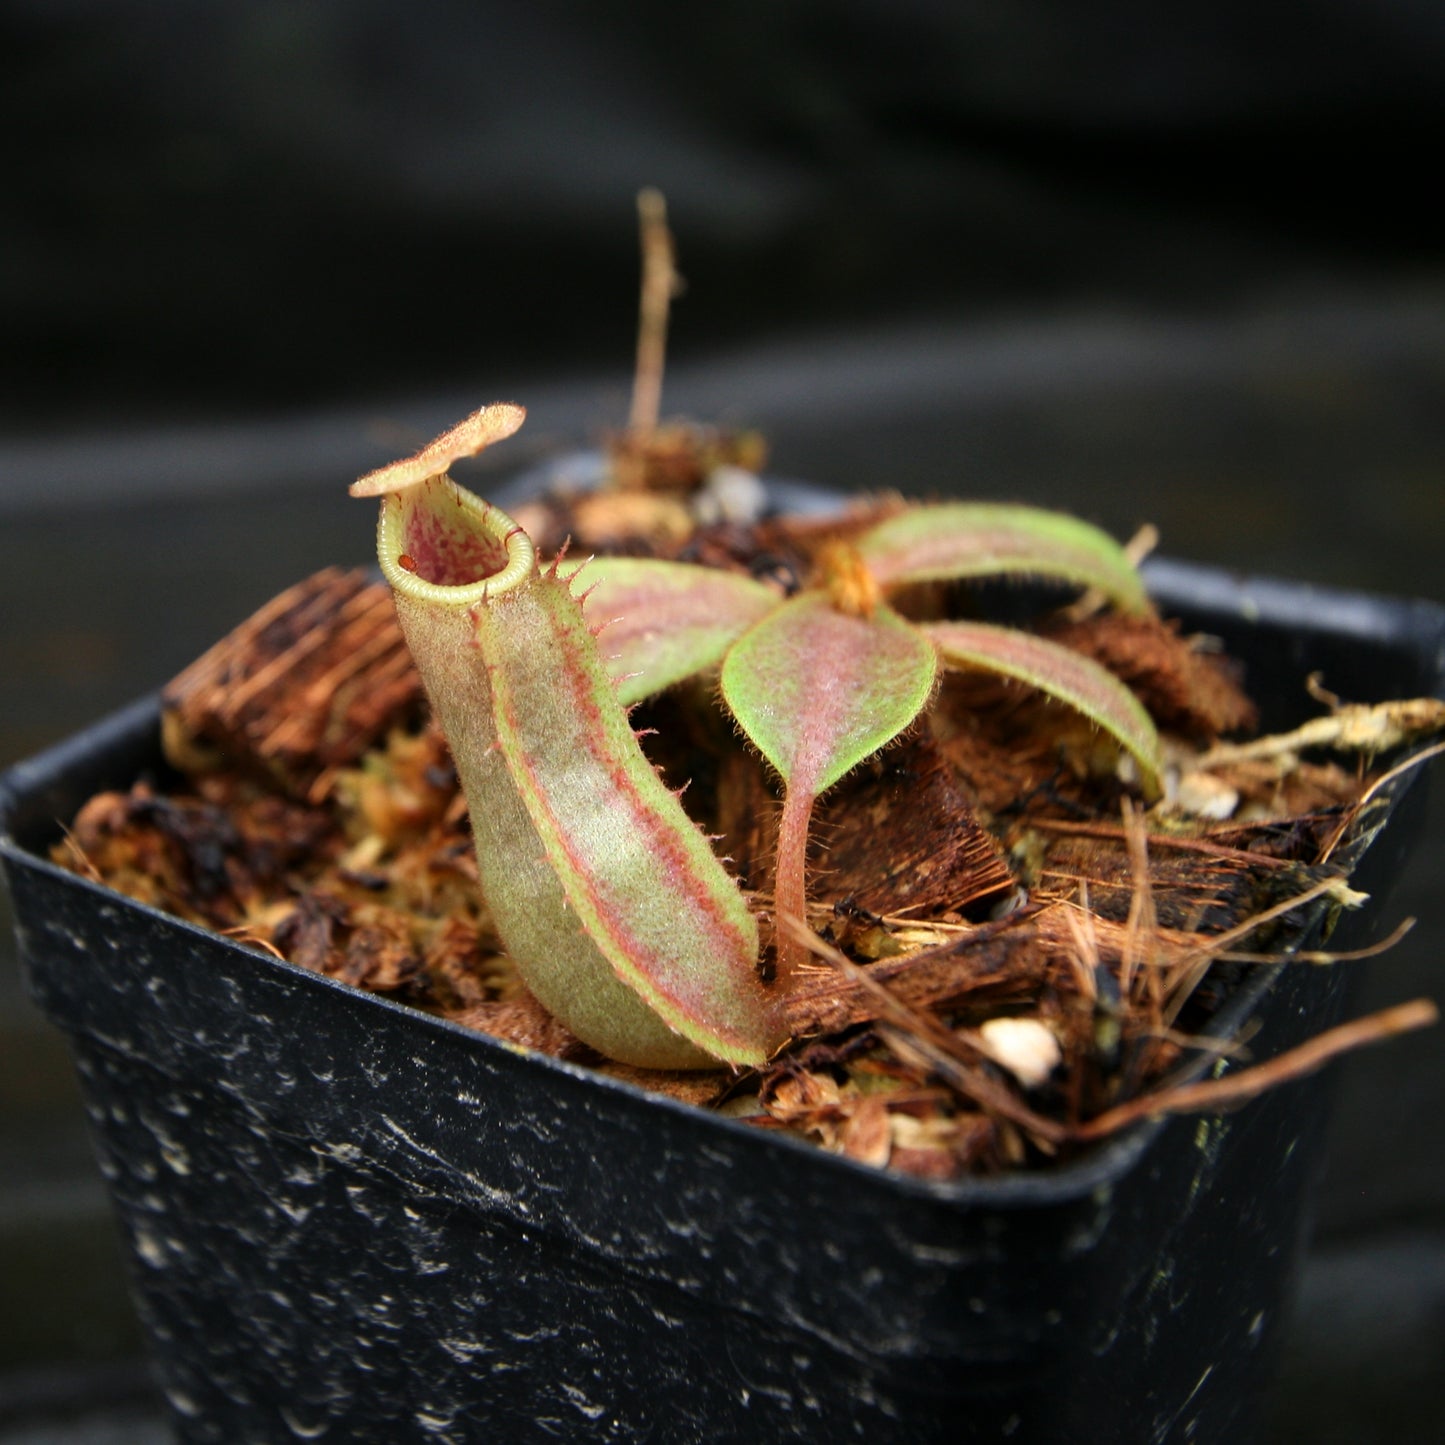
[133, 1225, 166, 1268]
[275, 1197, 313, 1225]
[561, 1384, 606, 1420]
[164, 1387, 201, 1417]
[438, 1337, 490, 1363]
[279, 1405, 332, 1438]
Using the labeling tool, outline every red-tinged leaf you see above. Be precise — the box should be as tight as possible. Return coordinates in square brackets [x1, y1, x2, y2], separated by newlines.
[721, 594, 939, 795]
[720, 594, 938, 979]
[577, 556, 780, 704]
[857, 502, 1150, 615]
[374, 475, 779, 1069]
[920, 619, 1163, 794]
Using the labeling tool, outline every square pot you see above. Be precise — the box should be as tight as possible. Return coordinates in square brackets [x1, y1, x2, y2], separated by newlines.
[2, 557, 1440, 1445]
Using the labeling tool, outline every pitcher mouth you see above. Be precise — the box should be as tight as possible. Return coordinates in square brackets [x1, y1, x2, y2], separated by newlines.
[351, 399, 533, 605]
[376, 477, 536, 605]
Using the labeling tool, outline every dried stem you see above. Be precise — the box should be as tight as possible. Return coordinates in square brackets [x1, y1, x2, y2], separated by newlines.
[629, 187, 680, 437]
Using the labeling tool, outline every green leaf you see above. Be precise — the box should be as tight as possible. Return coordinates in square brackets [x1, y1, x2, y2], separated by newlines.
[920, 619, 1163, 794]
[578, 556, 780, 705]
[721, 593, 939, 795]
[857, 502, 1150, 615]
[375, 478, 779, 1069]
[721, 594, 938, 978]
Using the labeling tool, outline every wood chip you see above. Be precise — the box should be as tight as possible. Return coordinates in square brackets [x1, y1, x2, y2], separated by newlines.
[162, 568, 422, 798]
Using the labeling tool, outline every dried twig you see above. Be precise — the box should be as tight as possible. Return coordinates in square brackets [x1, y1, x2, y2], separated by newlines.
[1119, 798, 1159, 1006]
[1075, 998, 1438, 1140]
[1318, 738, 1445, 863]
[1214, 916, 1417, 966]
[628, 188, 681, 437]
[56, 826, 104, 884]
[217, 925, 288, 962]
[1161, 874, 1352, 1024]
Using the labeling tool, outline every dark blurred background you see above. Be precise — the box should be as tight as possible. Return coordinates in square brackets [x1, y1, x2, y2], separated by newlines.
[2, 3, 1443, 1441]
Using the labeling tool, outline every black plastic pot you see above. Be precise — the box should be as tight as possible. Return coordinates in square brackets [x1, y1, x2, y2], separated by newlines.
[2, 557, 1441, 1445]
